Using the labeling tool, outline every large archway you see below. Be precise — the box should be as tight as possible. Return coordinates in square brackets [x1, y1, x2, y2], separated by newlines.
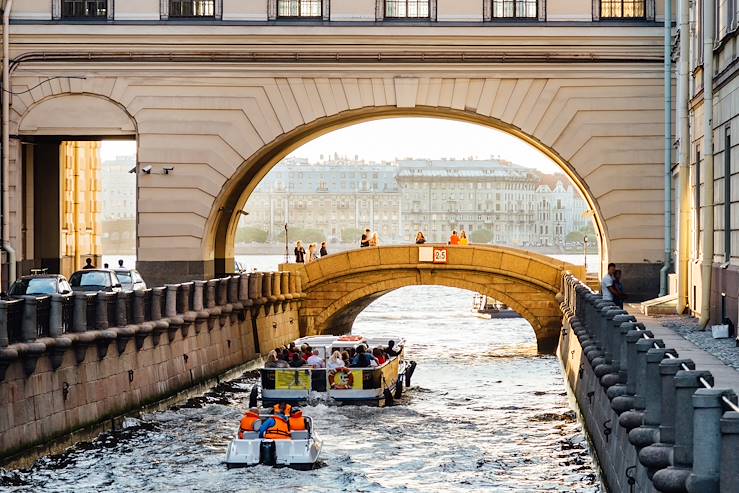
[208, 106, 608, 278]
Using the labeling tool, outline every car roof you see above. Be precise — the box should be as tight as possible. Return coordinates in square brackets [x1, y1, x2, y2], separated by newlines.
[71, 269, 115, 274]
[18, 274, 64, 280]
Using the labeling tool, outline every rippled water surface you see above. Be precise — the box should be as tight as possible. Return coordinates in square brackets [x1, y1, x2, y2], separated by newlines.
[1, 285, 602, 492]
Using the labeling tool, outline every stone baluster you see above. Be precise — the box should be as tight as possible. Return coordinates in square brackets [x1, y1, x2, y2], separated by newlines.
[294, 271, 303, 298]
[133, 290, 146, 324]
[116, 291, 128, 327]
[0, 301, 10, 346]
[281, 272, 290, 299]
[49, 294, 66, 337]
[685, 390, 737, 493]
[216, 278, 227, 306]
[629, 347, 674, 450]
[206, 280, 217, 309]
[228, 276, 238, 304]
[21, 296, 39, 341]
[72, 292, 88, 332]
[165, 284, 179, 318]
[180, 283, 192, 313]
[95, 293, 109, 330]
[720, 411, 739, 492]
[193, 281, 206, 311]
[238, 273, 249, 302]
[263, 272, 274, 302]
[271, 272, 282, 300]
[251, 272, 265, 304]
[151, 287, 165, 320]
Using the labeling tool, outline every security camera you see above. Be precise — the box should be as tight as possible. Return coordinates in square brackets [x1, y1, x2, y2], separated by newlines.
[141, 165, 152, 174]
[128, 167, 136, 174]
[162, 166, 174, 175]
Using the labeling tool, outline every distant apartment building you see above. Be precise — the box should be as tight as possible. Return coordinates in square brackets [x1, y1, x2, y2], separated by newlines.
[245, 157, 588, 246]
[100, 155, 137, 253]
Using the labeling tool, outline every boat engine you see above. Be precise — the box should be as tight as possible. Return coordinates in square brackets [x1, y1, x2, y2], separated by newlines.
[260, 441, 277, 466]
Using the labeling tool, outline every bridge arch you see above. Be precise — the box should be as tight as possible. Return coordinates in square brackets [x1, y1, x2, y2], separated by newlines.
[281, 244, 584, 353]
[208, 105, 608, 277]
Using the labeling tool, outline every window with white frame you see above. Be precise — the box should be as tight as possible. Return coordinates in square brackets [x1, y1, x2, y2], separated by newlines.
[278, 0, 322, 17]
[384, 0, 431, 19]
[54, 0, 113, 19]
[599, 0, 646, 19]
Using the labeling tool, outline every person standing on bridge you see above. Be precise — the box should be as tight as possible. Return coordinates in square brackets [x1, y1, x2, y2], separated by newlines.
[415, 232, 426, 244]
[320, 241, 328, 257]
[449, 230, 460, 245]
[459, 230, 469, 246]
[294, 241, 306, 264]
[308, 243, 318, 262]
[369, 232, 379, 247]
[601, 263, 619, 303]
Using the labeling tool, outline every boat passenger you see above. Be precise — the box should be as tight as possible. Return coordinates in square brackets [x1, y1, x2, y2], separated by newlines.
[327, 351, 345, 369]
[289, 407, 309, 432]
[306, 349, 325, 368]
[273, 403, 292, 415]
[372, 347, 386, 365]
[301, 344, 312, 361]
[238, 407, 262, 439]
[259, 412, 291, 440]
[289, 352, 306, 368]
[288, 342, 298, 356]
[350, 345, 378, 368]
[385, 340, 403, 358]
[340, 351, 350, 366]
[264, 350, 280, 368]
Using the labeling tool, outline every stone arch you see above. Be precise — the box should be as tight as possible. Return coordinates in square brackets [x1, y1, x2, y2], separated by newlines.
[283, 245, 581, 353]
[206, 105, 608, 275]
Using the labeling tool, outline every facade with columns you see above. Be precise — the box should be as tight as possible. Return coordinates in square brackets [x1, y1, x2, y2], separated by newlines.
[4, 0, 670, 300]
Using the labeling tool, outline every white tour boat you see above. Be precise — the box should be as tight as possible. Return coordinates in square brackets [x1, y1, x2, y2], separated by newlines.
[225, 413, 322, 469]
[252, 335, 416, 407]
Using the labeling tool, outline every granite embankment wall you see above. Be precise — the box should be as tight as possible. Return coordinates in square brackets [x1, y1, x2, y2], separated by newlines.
[559, 274, 739, 493]
[0, 272, 303, 460]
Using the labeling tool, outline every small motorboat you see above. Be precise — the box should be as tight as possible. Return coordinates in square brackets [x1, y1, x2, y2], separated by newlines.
[472, 294, 522, 319]
[225, 413, 322, 469]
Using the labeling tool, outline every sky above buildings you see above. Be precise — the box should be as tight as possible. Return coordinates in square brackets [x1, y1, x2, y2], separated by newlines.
[100, 118, 560, 174]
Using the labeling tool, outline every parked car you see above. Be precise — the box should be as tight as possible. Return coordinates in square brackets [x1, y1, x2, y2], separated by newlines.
[113, 269, 147, 291]
[69, 269, 123, 293]
[6, 274, 72, 298]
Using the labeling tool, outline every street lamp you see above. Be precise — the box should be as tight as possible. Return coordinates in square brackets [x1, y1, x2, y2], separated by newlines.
[583, 235, 589, 272]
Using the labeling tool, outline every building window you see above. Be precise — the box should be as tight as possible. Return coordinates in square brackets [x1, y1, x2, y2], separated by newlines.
[717, 0, 738, 41]
[277, 0, 322, 17]
[61, 0, 107, 17]
[384, 0, 430, 18]
[600, 0, 645, 18]
[694, 146, 701, 257]
[168, 0, 215, 17]
[491, 0, 537, 18]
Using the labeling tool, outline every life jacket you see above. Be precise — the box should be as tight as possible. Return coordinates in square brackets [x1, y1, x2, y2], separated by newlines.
[238, 411, 260, 439]
[289, 411, 307, 431]
[264, 415, 291, 440]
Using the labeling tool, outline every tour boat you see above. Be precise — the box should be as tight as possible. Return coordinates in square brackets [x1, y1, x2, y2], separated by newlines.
[225, 414, 322, 469]
[472, 294, 522, 319]
[253, 335, 416, 407]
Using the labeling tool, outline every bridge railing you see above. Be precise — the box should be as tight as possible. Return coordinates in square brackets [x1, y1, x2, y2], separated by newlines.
[560, 272, 739, 493]
[0, 271, 306, 382]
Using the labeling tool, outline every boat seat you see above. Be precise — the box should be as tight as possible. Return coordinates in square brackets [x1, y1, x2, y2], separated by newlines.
[291, 431, 310, 440]
[240, 431, 259, 440]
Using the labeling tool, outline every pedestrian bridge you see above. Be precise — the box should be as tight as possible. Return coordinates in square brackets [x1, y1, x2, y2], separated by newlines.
[280, 245, 585, 353]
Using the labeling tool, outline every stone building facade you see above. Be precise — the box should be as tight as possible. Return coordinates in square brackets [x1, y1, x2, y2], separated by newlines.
[246, 156, 587, 245]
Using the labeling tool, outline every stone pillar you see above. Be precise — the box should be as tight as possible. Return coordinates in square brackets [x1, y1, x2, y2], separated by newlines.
[193, 281, 206, 311]
[272, 272, 281, 299]
[21, 296, 39, 342]
[49, 294, 65, 337]
[217, 278, 228, 306]
[720, 411, 739, 492]
[95, 293, 109, 330]
[228, 276, 238, 304]
[280, 272, 289, 298]
[116, 291, 128, 327]
[179, 282, 192, 313]
[72, 292, 88, 332]
[628, 347, 673, 450]
[133, 290, 146, 324]
[288, 271, 297, 296]
[686, 390, 736, 493]
[238, 274, 249, 302]
[263, 272, 274, 302]
[151, 287, 165, 321]
[206, 280, 217, 309]
[165, 284, 179, 318]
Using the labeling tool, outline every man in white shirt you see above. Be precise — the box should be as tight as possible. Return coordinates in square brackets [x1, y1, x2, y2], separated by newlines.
[306, 349, 325, 368]
[601, 262, 618, 302]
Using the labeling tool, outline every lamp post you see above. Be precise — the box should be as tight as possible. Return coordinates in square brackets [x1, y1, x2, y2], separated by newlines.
[583, 235, 589, 272]
[284, 223, 289, 264]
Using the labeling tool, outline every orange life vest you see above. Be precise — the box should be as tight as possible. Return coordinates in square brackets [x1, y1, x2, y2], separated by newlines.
[289, 411, 307, 431]
[238, 411, 260, 439]
[264, 415, 291, 440]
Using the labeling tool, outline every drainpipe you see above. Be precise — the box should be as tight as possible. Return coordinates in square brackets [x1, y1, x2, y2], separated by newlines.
[659, 0, 673, 297]
[699, 0, 715, 328]
[1, 0, 16, 289]
[676, 0, 690, 313]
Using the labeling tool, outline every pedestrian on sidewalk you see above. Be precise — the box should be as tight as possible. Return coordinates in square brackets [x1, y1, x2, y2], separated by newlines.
[601, 262, 619, 303]
[613, 269, 626, 308]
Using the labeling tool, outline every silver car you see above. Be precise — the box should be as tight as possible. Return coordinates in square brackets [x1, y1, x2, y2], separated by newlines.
[113, 269, 147, 291]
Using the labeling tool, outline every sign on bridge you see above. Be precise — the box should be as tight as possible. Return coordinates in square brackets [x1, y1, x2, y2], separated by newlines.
[418, 246, 448, 264]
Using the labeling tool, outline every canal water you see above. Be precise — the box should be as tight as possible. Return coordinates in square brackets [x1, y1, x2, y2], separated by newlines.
[0, 285, 602, 492]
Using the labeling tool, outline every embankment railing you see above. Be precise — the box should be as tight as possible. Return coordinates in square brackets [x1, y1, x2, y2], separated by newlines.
[560, 273, 738, 493]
